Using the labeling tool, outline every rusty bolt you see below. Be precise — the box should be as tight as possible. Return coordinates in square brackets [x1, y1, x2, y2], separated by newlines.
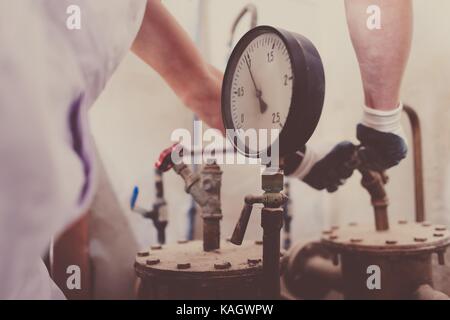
[214, 261, 231, 270]
[350, 238, 363, 243]
[177, 240, 188, 244]
[414, 237, 428, 243]
[435, 226, 447, 232]
[398, 220, 408, 225]
[177, 262, 191, 269]
[247, 258, 262, 265]
[434, 233, 444, 238]
[255, 240, 263, 245]
[151, 245, 162, 250]
[146, 258, 160, 266]
[137, 251, 149, 257]
[386, 240, 398, 245]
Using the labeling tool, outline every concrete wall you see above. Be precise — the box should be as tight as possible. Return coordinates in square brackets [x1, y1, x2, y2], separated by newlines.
[89, 0, 450, 253]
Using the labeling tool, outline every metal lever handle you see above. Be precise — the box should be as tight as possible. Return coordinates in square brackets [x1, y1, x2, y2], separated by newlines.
[155, 143, 182, 172]
[230, 202, 254, 245]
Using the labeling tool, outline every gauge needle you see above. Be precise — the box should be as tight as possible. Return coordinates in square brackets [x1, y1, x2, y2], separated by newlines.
[244, 54, 268, 114]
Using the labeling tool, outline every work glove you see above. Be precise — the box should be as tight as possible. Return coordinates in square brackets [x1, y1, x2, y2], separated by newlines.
[357, 104, 408, 172]
[284, 141, 357, 192]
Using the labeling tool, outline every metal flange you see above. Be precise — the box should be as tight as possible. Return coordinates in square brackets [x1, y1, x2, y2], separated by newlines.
[135, 240, 263, 280]
[321, 221, 450, 257]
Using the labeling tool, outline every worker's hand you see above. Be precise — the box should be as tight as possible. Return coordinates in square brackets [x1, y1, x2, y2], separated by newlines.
[183, 65, 225, 134]
[357, 124, 408, 172]
[284, 141, 357, 192]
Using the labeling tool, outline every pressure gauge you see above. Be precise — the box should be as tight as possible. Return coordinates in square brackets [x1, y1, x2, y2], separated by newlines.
[222, 25, 325, 159]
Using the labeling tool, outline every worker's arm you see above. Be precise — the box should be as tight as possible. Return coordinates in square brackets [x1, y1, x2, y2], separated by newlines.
[345, 0, 412, 171]
[132, 0, 223, 132]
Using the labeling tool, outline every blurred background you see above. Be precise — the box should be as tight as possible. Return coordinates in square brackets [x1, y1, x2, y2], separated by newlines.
[88, 0, 450, 298]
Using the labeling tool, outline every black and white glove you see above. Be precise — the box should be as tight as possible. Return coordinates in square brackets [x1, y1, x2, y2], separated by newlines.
[284, 141, 357, 192]
[357, 103, 408, 171]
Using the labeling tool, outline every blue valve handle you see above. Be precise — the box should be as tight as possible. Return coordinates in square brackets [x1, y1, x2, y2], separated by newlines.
[130, 186, 139, 210]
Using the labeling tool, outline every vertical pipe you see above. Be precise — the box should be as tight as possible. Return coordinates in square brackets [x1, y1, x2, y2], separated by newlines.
[261, 207, 283, 299]
[201, 162, 222, 251]
[282, 181, 292, 250]
[154, 169, 164, 200]
[360, 170, 389, 231]
[154, 169, 168, 244]
[228, 4, 258, 51]
[403, 105, 425, 222]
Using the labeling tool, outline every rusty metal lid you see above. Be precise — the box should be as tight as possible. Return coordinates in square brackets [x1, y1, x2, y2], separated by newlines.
[135, 240, 263, 280]
[321, 222, 450, 255]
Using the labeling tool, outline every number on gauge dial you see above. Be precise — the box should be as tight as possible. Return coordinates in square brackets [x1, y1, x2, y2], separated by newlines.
[230, 33, 293, 134]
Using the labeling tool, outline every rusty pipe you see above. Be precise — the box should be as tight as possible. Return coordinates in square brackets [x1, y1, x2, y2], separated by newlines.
[156, 145, 223, 251]
[200, 162, 223, 251]
[403, 105, 425, 222]
[173, 161, 223, 251]
[261, 207, 284, 299]
[359, 169, 389, 231]
[346, 146, 390, 231]
[173, 163, 208, 206]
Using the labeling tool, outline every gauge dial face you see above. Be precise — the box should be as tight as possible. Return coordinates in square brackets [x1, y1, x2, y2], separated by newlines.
[229, 32, 293, 155]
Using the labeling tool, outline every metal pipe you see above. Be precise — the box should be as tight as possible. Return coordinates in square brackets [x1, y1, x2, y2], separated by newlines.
[200, 162, 223, 251]
[403, 105, 425, 222]
[282, 242, 342, 300]
[261, 207, 283, 299]
[260, 171, 285, 299]
[412, 284, 449, 300]
[228, 4, 258, 50]
[346, 147, 390, 231]
[304, 256, 343, 292]
[359, 169, 389, 231]
[282, 181, 293, 250]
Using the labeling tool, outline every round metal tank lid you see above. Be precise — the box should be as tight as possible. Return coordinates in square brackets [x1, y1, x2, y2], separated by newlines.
[135, 240, 264, 279]
[321, 222, 450, 255]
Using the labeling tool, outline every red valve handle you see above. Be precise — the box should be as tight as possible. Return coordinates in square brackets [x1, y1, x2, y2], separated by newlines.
[155, 143, 183, 172]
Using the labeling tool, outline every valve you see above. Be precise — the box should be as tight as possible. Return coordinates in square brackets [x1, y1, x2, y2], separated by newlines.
[346, 145, 390, 231]
[130, 169, 168, 244]
[230, 192, 288, 245]
[156, 144, 223, 251]
[229, 168, 288, 299]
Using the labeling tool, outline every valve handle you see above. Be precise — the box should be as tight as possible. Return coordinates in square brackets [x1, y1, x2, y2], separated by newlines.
[130, 186, 139, 210]
[230, 202, 254, 245]
[344, 145, 388, 182]
[155, 143, 182, 172]
[130, 186, 150, 215]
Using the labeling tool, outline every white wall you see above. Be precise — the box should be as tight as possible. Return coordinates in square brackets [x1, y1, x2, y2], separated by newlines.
[90, 0, 450, 252]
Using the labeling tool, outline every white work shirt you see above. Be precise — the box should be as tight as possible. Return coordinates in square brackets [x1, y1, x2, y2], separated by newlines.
[0, 0, 146, 299]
